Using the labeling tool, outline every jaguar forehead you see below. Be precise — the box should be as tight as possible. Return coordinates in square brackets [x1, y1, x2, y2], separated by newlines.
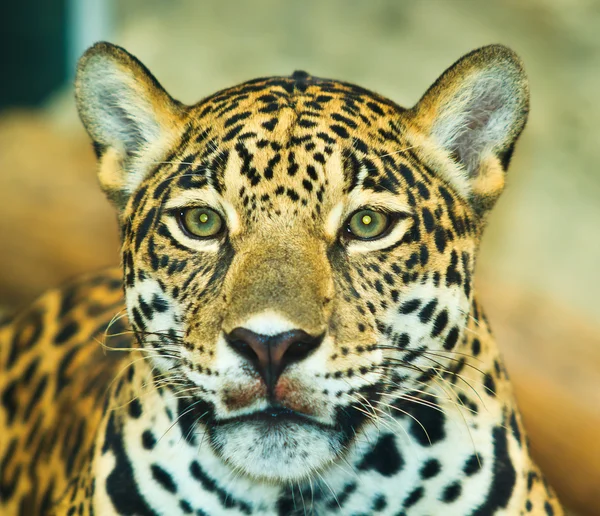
[156, 81, 410, 203]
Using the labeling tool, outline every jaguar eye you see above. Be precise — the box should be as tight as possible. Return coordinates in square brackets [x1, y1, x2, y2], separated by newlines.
[178, 207, 224, 239]
[346, 209, 391, 240]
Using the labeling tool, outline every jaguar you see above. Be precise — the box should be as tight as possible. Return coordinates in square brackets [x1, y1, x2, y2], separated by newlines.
[0, 42, 563, 515]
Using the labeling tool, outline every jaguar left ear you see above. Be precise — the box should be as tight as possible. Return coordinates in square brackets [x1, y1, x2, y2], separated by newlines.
[405, 45, 529, 214]
[75, 42, 185, 210]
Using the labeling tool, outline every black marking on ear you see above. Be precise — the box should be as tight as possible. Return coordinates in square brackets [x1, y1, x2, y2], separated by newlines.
[498, 142, 516, 170]
[92, 141, 107, 159]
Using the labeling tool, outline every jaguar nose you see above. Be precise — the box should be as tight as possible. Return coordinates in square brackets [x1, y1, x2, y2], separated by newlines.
[224, 327, 324, 389]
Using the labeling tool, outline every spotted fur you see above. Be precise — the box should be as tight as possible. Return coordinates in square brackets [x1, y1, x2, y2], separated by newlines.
[0, 43, 562, 515]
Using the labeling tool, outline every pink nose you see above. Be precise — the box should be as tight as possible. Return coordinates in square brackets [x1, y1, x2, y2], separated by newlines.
[225, 328, 324, 388]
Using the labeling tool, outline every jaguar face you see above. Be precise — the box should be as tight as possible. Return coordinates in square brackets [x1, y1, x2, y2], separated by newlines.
[75, 43, 528, 482]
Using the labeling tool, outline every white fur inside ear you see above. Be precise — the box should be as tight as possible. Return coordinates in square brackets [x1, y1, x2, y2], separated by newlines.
[431, 71, 520, 177]
[78, 59, 161, 156]
[76, 44, 184, 203]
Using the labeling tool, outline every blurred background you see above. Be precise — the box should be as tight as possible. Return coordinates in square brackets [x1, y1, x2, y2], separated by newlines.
[1, 0, 599, 513]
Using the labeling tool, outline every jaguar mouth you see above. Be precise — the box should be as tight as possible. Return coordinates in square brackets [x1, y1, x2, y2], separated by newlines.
[212, 406, 330, 430]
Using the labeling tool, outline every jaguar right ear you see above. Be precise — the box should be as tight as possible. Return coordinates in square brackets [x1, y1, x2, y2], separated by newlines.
[75, 42, 185, 210]
[404, 45, 529, 215]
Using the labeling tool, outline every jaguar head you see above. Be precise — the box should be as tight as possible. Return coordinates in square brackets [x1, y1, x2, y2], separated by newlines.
[75, 43, 528, 482]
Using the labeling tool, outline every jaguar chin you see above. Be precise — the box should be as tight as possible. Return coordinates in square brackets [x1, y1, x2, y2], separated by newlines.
[209, 409, 344, 482]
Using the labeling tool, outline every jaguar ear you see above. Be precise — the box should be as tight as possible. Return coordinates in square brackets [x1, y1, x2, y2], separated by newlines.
[406, 45, 529, 214]
[75, 42, 184, 209]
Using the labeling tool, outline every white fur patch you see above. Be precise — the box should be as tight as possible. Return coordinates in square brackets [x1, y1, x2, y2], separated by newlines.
[213, 420, 342, 482]
[238, 311, 298, 335]
[125, 278, 182, 372]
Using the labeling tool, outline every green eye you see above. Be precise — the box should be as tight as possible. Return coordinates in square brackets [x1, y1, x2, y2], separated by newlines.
[346, 209, 391, 240]
[179, 207, 224, 238]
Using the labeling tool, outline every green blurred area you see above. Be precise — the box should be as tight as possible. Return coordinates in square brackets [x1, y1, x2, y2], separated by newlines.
[0, 0, 68, 109]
